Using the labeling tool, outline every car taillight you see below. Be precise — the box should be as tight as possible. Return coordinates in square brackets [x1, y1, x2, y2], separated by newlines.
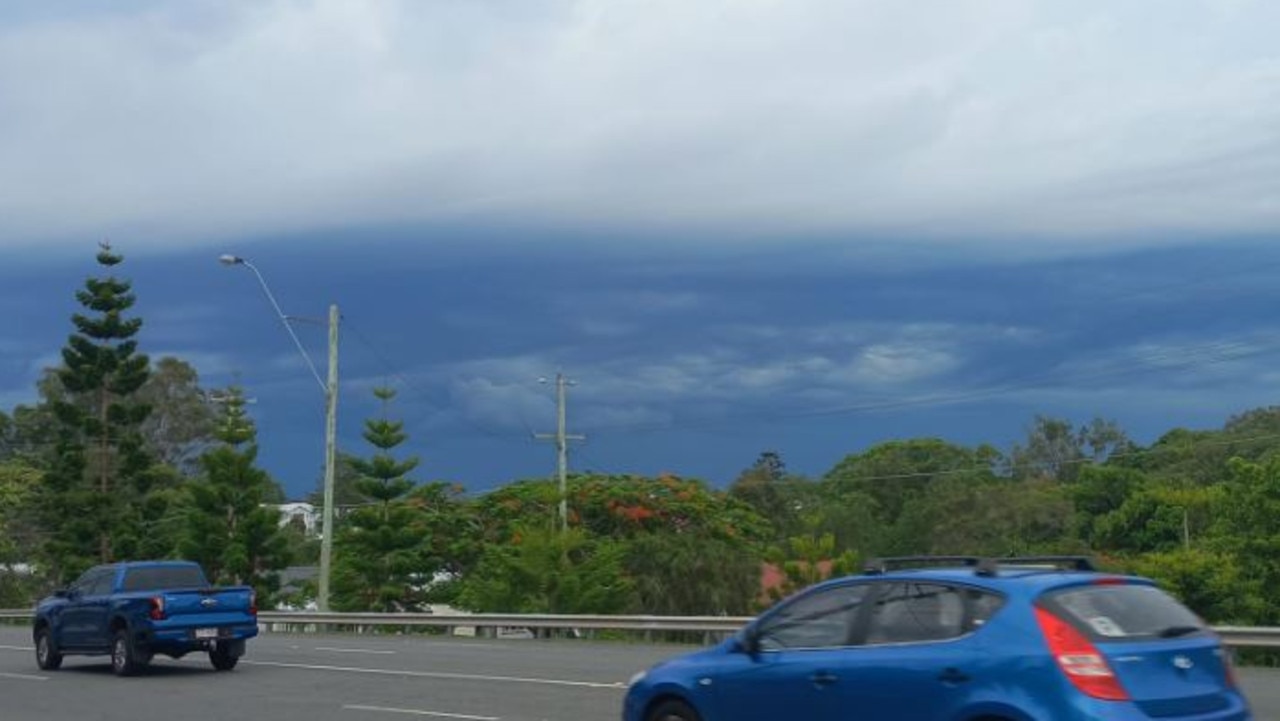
[1221, 645, 1240, 688]
[249, 591, 258, 616]
[1034, 606, 1129, 701]
[148, 596, 166, 621]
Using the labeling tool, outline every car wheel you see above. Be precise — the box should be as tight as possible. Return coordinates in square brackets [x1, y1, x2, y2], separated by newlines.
[209, 643, 239, 671]
[34, 627, 62, 671]
[111, 629, 146, 677]
[647, 699, 701, 721]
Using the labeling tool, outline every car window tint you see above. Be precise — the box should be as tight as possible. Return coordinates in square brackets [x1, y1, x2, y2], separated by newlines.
[86, 569, 116, 596]
[865, 583, 966, 645]
[758, 583, 869, 650]
[68, 569, 95, 594]
[121, 565, 208, 593]
[965, 587, 1006, 631]
[1042, 584, 1204, 641]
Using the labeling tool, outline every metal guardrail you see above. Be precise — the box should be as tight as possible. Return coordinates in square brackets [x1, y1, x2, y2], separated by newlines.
[1213, 626, 1280, 649]
[4, 608, 1280, 648]
[256, 611, 753, 633]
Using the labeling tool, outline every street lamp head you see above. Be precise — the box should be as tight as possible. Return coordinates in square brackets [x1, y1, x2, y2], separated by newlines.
[219, 254, 245, 266]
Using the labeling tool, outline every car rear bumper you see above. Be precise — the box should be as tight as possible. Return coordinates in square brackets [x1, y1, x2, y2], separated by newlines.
[1072, 692, 1251, 720]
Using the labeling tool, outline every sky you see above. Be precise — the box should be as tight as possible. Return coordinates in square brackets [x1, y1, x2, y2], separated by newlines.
[1, 0, 1279, 500]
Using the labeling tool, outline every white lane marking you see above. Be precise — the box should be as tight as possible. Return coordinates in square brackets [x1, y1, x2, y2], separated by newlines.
[317, 647, 397, 655]
[0, 672, 48, 681]
[244, 660, 624, 689]
[343, 704, 498, 720]
[0, 644, 32, 652]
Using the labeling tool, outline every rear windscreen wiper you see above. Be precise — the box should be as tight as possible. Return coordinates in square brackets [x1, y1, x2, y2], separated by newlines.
[1157, 625, 1202, 638]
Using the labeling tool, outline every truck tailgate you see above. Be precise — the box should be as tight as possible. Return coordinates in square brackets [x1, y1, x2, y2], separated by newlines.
[154, 587, 256, 630]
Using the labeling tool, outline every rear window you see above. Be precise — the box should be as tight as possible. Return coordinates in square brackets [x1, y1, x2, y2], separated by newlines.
[120, 565, 208, 592]
[1040, 583, 1205, 642]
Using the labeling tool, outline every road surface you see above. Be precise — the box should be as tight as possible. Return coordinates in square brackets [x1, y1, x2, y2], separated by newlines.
[1, 626, 1274, 720]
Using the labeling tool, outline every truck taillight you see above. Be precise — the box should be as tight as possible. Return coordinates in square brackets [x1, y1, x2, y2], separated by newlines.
[148, 596, 166, 621]
[1035, 606, 1129, 701]
[249, 591, 258, 616]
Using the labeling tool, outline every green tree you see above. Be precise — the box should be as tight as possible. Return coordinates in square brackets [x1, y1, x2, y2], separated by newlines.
[624, 532, 761, 615]
[1008, 415, 1133, 483]
[471, 473, 771, 615]
[0, 460, 43, 605]
[2, 383, 61, 468]
[278, 515, 320, 566]
[1129, 409, 1280, 486]
[137, 357, 217, 474]
[181, 386, 288, 602]
[1204, 457, 1280, 624]
[906, 476, 1077, 556]
[802, 487, 883, 559]
[764, 533, 857, 604]
[399, 481, 482, 605]
[37, 244, 159, 580]
[331, 387, 433, 612]
[1130, 549, 1257, 624]
[729, 451, 816, 542]
[1008, 416, 1081, 482]
[457, 526, 632, 614]
[1069, 465, 1147, 544]
[819, 437, 998, 532]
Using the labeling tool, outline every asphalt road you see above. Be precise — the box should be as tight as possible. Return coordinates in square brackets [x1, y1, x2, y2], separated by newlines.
[1, 625, 1277, 720]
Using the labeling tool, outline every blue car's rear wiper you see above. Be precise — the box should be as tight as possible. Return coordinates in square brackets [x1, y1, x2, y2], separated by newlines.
[1157, 625, 1202, 638]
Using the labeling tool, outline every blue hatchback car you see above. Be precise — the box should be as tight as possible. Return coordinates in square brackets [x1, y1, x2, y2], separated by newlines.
[623, 556, 1251, 721]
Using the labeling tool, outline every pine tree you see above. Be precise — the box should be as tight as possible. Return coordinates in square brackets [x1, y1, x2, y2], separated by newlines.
[331, 387, 425, 611]
[350, 387, 418, 517]
[182, 386, 288, 602]
[38, 244, 154, 580]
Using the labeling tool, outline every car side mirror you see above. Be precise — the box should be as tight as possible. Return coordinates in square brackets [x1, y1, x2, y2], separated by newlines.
[737, 628, 763, 658]
[53, 588, 71, 599]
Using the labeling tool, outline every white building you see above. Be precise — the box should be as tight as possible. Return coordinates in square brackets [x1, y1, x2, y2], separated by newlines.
[273, 502, 319, 535]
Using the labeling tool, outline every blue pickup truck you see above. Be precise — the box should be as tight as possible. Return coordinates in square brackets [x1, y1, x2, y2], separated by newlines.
[32, 560, 259, 676]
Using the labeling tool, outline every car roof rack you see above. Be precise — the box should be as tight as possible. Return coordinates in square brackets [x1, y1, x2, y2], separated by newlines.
[862, 555, 1096, 577]
[992, 556, 1096, 572]
[863, 556, 989, 575]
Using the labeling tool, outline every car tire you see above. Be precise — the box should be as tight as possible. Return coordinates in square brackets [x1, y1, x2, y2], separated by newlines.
[111, 628, 146, 677]
[34, 627, 62, 671]
[646, 699, 702, 721]
[209, 643, 239, 671]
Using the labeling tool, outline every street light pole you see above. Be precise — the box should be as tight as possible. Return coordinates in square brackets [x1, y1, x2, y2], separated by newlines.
[219, 255, 338, 611]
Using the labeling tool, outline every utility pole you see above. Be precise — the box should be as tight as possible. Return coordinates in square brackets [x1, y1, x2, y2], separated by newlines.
[535, 373, 585, 531]
[318, 303, 339, 611]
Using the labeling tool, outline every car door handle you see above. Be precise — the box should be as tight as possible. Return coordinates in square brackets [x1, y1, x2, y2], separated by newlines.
[810, 671, 839, 687]
[937, 667, 970, 684]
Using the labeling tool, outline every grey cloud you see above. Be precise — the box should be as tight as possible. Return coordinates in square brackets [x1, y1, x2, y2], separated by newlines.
[0, 1, 1277, 251]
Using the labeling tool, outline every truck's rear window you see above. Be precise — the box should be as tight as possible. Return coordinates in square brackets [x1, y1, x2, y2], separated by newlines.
[1040, 583, 1205, 641]
[121, 566, 207, 592]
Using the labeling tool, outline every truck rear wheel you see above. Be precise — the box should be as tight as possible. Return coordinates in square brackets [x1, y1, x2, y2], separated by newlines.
[210, 643, 239, 671]
[111, 628, 148, 676]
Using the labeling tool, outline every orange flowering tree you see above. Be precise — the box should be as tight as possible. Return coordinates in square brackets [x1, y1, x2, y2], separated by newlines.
[468, 473, 773, 614]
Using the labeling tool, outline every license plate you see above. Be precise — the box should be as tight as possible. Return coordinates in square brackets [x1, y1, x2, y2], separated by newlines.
[194, 628, 218, 639]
